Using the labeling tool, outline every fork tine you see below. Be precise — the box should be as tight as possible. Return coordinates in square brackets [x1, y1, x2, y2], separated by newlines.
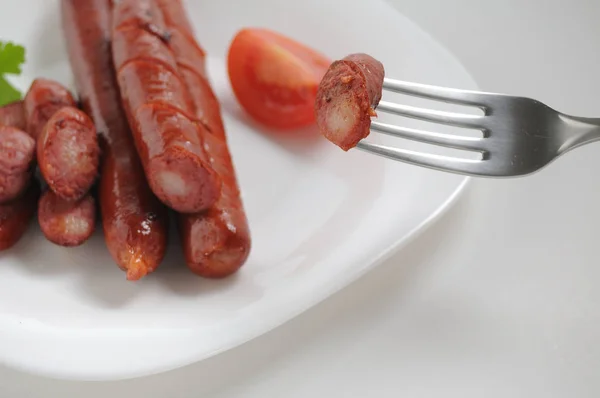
[383, 78, 491, 107]
[356, 141, 484, 176]
[371, 121, 485, 152]
[377, 101, 486, 130]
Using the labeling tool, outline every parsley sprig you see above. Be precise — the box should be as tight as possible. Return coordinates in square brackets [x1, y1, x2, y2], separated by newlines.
[0, 41, 25, 106]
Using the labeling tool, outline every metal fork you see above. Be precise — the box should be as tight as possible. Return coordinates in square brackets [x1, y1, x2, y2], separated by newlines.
[356, 78, 600, 177]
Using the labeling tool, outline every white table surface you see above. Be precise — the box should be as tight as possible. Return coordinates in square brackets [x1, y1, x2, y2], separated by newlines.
[3, 0, 600, 396]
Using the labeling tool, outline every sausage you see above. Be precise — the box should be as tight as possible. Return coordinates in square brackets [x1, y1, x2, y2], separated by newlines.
[154, 0, 251, 278]
[61, 0, 169, 280]
[0, 101, 36, 204]
[38, 189, 96, 247]
[154, 0, 207, 78]
[0, 103, 38, 251]
[315, 53, 385, 151]
[37, 106, 99, 201]
[24, 78, 77, 140]
[0, 102, 34, 205]
[111, 0, 221, 214]
[154, 0, 195, 37]
[0, 181, 40, 251]
[0, 126, 35, 203]
[0, 101, 26, 131]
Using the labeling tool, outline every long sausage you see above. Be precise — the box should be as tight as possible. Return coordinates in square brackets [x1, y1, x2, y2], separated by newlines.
[154, 0, 207, 79]
[111, 0, 220, 214]
[0, 181, 40, 251]
[37, 106, 100, 201]
[61, 0, 169, 280]
[38, 190, 96, 247]
[155, 0, 251, 278]
[315, 53, 385, 151]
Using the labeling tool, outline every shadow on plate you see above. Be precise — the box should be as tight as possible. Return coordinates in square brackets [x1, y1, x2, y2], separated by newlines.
[219, 95, 327, 159]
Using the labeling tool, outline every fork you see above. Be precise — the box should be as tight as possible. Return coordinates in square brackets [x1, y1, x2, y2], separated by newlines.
[356, 78, 600, 177]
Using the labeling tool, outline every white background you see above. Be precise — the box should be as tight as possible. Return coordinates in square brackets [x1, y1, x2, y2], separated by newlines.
[3, 0, 600, 396]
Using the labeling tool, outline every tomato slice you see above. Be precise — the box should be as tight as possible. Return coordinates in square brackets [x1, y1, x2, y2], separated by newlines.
[227, 28, 331, 130]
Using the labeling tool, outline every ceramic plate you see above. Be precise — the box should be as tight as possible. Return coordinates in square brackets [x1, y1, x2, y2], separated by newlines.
[0, 0, 476, 380]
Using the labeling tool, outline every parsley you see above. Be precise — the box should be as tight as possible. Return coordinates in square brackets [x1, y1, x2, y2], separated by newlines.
[0, 41, 25, 106]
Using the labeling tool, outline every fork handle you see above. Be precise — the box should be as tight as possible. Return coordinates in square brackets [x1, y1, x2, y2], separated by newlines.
[561, 115, 600, 151]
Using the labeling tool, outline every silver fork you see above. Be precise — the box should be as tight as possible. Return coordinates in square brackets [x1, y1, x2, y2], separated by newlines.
[356, 78, 600, 177]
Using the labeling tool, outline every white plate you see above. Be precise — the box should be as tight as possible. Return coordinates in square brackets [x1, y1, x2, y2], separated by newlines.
[0, 0, 476, 381]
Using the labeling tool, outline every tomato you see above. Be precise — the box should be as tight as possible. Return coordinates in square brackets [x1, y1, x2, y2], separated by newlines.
[227, 28, 331, 130]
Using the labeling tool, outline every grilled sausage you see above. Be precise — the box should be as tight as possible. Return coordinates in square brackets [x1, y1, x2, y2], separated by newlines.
[23, 78, 77, 140]
[37, 106, 99, 201]
[315, 53, 385, 151]
[111, 0, 220, 214]
[154, 0, 251, 278]
[0, 180, 40, 251]
[38, 189, 95, 247]
[61, 0, 169, 280]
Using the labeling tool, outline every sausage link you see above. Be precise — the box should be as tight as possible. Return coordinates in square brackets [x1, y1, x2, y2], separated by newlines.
[0, 180, 40, 251]
[38, 190, 96, 247]
[315, 53, 385, 151]
[24, 78, 77, 140]
[61, 0, 169, 280]
[112, 0, 220, 214]
[0, 126, 35, 203]
[154, 0, 251, 277]
[37, 107, 100, 201]
[0, 101, 26, 131]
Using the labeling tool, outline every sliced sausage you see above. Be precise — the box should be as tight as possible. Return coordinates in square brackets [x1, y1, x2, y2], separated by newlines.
[0, 180, 40, 251]
[112, 0, 220, 214]
[24, 78, 77, 140]
[0, 126, 35, 203]
[0, 102, 37, 250]
[315, 53, 385, 151]
[0, 101, 26, 131]
[61, 0, 169, 280]
[38, 190, 96, 247]
[154, 0, 251, 278]
[37, 107, 99, 201]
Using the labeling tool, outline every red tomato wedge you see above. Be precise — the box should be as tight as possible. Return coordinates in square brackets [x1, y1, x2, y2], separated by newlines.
[227, 28, 331, 130]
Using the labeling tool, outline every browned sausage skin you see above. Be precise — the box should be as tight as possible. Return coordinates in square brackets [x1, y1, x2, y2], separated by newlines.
[315, 53, 385, 151]
[24, 78, 77, 140]
[153, 0, 251, 278]
[38, 190, 95, 247]
[37, 107, 99, 201]
[61, 0, 169, 280]
[0, 181, 40, 251]
[112, 0, 221, 214]
[0, 101, 26, 131]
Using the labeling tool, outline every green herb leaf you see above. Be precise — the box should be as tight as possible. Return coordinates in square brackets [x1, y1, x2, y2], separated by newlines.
[0, 41, 26, 106]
